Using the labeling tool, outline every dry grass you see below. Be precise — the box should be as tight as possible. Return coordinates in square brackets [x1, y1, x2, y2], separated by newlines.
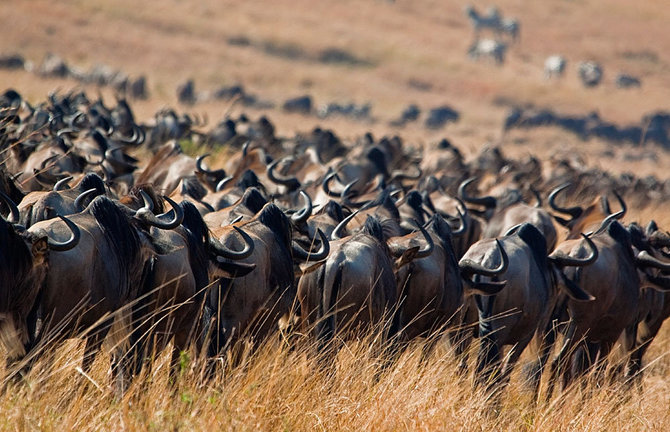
[2, 319, 670, 432]
[2, 1, 670, 429]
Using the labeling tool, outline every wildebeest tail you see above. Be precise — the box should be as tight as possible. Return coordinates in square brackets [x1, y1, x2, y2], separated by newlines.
[316, 262, 343, 347]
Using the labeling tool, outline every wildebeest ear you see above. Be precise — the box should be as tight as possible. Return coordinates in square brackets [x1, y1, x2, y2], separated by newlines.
[32, 237, 48, 256]
[394, 245, 420, 269]
[214, 259, 256, 278]
[296, 260, 326, 277]
[463, 278, 506, 296]
[557, 269, 595, 301]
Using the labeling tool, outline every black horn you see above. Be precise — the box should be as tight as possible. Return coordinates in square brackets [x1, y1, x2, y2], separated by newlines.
[548, 183, 583, 219]
[459, 239, 509, 277]
[47, 215, 81, 251]
[293, 228, 330, 262]
[291, 190, 313, 225]
[210, 226, 255, 260]
[0, 190, 20, 223]
[458, 177, 497, 209]
[549, 234, 598, 267]
[267, 158, 301, 190]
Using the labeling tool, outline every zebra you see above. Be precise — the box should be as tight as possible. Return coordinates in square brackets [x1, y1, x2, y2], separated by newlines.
[468, 39, 507, 65]
[544, 55, 566, 79]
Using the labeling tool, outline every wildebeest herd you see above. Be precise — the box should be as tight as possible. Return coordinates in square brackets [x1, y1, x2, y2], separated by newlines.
[1, 87, 669, 400]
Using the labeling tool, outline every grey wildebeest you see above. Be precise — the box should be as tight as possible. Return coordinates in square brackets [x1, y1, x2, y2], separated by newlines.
[546, 220, 670, 398]
[297, 214, 432, 350]
[207, 203, 329, 357]
[459, 177, 557, 251]
[460, 223, 597, 397]
[0, 193, 80, 362]
[119, 193, 257, 379]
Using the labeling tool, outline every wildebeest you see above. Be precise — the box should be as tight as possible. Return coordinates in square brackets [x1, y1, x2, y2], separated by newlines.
[297, 214, 432, 349]
[460, 223, 597, 397]
[0, 192, 80, 360]
[207, 203, 329, 357]
[546, 220, 670, 398]
[578, 61, 603, 87]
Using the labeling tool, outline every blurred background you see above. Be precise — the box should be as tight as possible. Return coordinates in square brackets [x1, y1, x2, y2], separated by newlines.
[2, 0, 669, 173]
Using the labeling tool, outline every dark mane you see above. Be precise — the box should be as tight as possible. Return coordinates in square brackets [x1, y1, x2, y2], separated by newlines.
[257, 203, 292, 247]
[322, 200, 344, 223]
[236, 169, 265, 192]
[517, 223, 549, 273]
[366, 188, 400, 221]
[88, 196, 144, 298]
[178, 176, 208, 201]
[179, 200, 210, 289]
[361, 215, 387, 244]
[78, 172, 106, 196]
[608, 221, 634, 260]
[0, 218, 32, 312]
[240, 187, 267, 214]
[127, 184, 165, 213]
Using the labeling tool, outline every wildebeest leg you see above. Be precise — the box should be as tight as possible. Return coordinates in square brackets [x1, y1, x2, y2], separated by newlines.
[524, 323, 557, 402]
[546, 320, 577, 401]
[82, 319, 113, 375]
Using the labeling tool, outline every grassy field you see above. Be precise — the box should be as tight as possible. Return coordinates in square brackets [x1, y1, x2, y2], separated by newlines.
[2, 0, 670, 430]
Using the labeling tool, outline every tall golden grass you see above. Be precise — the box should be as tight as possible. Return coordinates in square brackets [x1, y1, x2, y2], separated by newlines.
[2, 302, 670, 432]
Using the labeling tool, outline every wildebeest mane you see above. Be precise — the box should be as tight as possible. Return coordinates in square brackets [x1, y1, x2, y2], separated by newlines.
[361, 215, 387, 244]
[608, 221, 635, 260]
[78, 172, 106, 196]
[257, 203, 292, 247]
[179, 200, 210, 290]
[0, 217, 32, 312]
[517, 223, 549, 271]
[366, 188, 401, 221]
[322, 200, 344, 222]
[89, 196, 145, 298]
[240, 187, 267, 215]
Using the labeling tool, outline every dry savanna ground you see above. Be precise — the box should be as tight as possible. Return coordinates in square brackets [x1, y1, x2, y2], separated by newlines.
[1, 0, 670, 430]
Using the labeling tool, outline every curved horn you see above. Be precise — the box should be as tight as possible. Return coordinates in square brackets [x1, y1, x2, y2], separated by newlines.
[138, 189, 154, 213]
[322, 171, 343, 198]
[548, 183, 582, 219]
[331, 210, 359, 240]
[458, 177, 496, 209]
[215, 175, 233, 192]
[267, 158, 300, 190]
[611, 190, 627, 219]
[0, 190, 20, 223]
[503, 223, 522, 237]
[74, 188, 100, 211]
[291, 190, 313, 224]
[196, 154, 218, 176]
[549, 234, 599, 267]
[636, 250, 670, 272]
[413, 219, 434, 259]
[209, 226, 255, 260]
[47, 215, 81, 251]
[450, 208, 468, 237]
[104, 148, 137, 170]
[390, 166, 423, 182]
[591, 211, 625, 236]
[135, 194, 184, 230]
[292, 228, 330, 262]
[53, 176, 73, 191]
[459, 239, 509, 277]
[341, 180, 371, 208]
[242, 141, 250, 158]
